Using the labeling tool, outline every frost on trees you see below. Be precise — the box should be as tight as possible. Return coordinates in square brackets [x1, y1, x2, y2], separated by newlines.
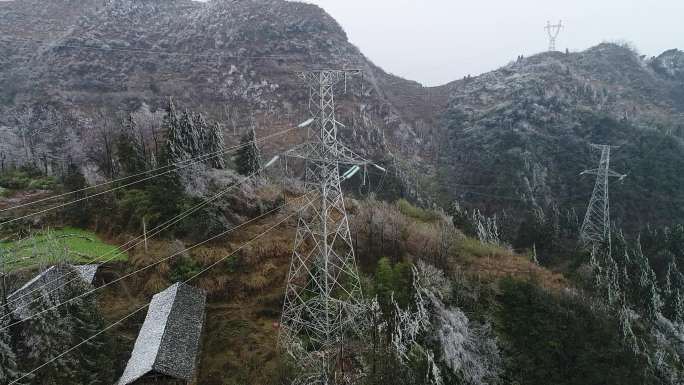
[159, 99, 225, 169]
[374, 262, 502, 385]
[116, 114, 148, 175]
[161, 99, 187, 164]
[0, 320, 25, 384]
[471, 209, 500, 246]
[207, 122, 226, 169]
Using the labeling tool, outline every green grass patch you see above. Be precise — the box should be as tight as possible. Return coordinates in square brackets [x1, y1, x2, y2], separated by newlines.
[0, 227, 126, 270]
[0, 169, 57, 191]
[395, 199, 440, 222]
[457, 236, 510, 258]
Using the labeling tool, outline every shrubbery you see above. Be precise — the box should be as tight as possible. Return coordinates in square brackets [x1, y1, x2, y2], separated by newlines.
[497, 278, 656, 385]
[0, 168, 57, 191]
[396, 199, 440, 222]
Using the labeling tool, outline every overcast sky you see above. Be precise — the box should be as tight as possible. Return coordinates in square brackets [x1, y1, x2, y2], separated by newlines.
[296, 0, 684, 86]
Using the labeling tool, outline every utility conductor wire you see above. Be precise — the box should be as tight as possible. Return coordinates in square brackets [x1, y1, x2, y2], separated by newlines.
[0, 128, 296, 227]
[0, 189, 315, 332]
[2, 136, 298, 315]
[8, 191, 313, 385]
[1, 164, 270, 317]
[0, 126, 297, 215]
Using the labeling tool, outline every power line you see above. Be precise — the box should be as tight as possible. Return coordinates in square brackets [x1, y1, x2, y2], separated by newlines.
[8, 302, 149, 385]
[0, 169, 259, 319]
[280, 69, 371, 383]
[1, 140, 292, 317]
[8, 189, 313, 385]
[0, 188, 313, 332]
[0, 126, 296, 216]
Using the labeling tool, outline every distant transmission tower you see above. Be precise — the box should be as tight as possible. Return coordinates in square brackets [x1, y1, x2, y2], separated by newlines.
[249, 117, 262, 176]
[280, 69, 371, 384]
[545, 20, 563, 51]
[579, 144, 626, 252]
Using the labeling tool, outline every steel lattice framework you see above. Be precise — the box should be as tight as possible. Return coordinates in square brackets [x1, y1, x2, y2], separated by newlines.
[249, 119, 263, 176]
[280, 69, 368, 384]
[545, 20, 563, 51]
[579, 144, 626, 251]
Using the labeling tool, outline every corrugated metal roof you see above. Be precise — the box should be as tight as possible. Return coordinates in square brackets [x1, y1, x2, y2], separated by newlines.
[116, 282, 206, 385]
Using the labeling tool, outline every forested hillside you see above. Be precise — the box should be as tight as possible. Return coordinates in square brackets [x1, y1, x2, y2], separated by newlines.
[1, 0, 683, 384]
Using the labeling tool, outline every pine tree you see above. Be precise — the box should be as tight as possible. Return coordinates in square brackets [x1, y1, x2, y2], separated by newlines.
[160, 98, 187, 165]
[193, 113, 209, 157]
[178, 110, 200, 157]
[633, 241, 663, 321]
[116, 114, 147, 176]
[60, 275, 115, 385]
[235, 129, 259, 175]
[207, 122, 226, 169]
[18, 291, 77, 384]
[664, 259, 684, 323]
[61, 162, 89, 226]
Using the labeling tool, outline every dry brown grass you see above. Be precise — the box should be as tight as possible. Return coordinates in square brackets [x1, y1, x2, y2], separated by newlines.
[454, 245, 569, 292]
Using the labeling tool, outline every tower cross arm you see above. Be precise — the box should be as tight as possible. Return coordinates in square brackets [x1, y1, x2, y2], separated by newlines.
[283, 142, 372, 166]
[580, 169, 627, 179]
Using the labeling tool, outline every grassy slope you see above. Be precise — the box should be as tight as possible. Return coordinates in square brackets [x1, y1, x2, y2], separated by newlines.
[6, 195, 577, 384]
[1, 227, 127, 271]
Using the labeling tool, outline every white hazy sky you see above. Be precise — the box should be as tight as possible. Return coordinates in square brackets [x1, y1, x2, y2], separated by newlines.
[295, 0, 684, 86]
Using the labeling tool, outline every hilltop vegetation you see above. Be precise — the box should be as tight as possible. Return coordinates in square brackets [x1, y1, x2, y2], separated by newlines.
[0, 0, 683, 384]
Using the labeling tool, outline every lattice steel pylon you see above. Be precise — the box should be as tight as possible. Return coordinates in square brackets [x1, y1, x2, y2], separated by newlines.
[249, 117, 263, 176]
[279, 69, 368, 385]
[579, 144, 626, 252]
[545, 20, 563, 51]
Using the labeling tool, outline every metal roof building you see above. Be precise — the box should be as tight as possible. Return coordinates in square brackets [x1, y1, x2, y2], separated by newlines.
[7, 264, 99, 321]
[116, 282, 207, 385]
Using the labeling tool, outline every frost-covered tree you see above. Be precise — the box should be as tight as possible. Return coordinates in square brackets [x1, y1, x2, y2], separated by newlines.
[60, 277, 115, 384]
[178, 110, 200, 157]
[663, 260, 684, 323]
[633, 241, 663, 321]
[618, 301, 640, 354]
[116, 114, 147, 176]
[192, 112, 209, 156]
[430, 296, 502, 385]
[0, 321, 25, 384]
[15, 269, 114, 384]
[471, 209, 500, 246]
[206, 122, 226, 169]
[160, 98, 187, 165]
[61, 162, 89, 226]
[235, 128, 260, 175]
[18, 291, 77, 384]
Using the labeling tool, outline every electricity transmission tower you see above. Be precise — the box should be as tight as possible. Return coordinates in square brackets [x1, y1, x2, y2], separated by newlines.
[280, 69, 369, 384]
[579, 144, 626, 252]
[545, 20, 563, 51]
[249, 117, 262, 176]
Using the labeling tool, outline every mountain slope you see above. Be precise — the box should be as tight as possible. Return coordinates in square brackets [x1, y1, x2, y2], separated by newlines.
[421, 44, 684, 231]
[2, 0, 424, 165]
[1, 0, 683, 230]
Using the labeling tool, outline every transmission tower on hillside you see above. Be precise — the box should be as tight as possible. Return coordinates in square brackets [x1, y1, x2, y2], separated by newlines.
[579, 144, 626, 252]
[545, 20, 563, 51]
[249, 117, 262, 176]
[279, 69, 373, 384]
